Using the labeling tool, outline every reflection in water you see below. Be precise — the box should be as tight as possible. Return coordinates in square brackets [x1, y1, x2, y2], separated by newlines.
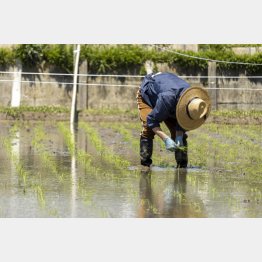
[138, 168, 205, 218]
[70, 126, 77, 218]
[1, 122, 261, 218]
[138, 171, 153, 218]
[10, 131, 20, 217]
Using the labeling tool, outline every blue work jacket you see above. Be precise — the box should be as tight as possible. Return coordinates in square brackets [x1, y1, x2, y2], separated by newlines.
[140, 72, 190, 131]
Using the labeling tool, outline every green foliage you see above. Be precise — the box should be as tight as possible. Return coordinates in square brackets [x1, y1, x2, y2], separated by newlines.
[82, 44, 147, 73]
[0, 47, 15, 67]
[14, 44, 46, 67]
[0, 44, 262, 75]
[198, 44, 232, 52]
[43, 44, 73, 72]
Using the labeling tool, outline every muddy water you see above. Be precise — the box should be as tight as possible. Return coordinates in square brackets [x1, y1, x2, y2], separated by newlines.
[0, 121, 261, 218]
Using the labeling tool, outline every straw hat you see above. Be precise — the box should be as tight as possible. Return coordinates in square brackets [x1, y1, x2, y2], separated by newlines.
[176, 87, 211, 131]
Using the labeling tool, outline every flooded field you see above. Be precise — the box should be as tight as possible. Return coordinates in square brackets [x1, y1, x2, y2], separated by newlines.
[0, 120, 261, 218]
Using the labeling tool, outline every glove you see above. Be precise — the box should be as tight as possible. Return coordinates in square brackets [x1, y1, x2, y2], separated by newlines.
[175, 136, 184, 148]
[164, 137, 177, 152]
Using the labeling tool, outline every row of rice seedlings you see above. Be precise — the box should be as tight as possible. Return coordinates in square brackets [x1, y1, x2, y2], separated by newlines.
[188, 132, 262, 214]
[101, 122, 140, 152]
[215, 125, 262, 159]
[203, 123, 261, 148]
[127, 121, 227, 169]
[55, 123, 99, 210]
[127, 122, 262, 215]
[107, 124, 174, 211]
[200, 124, 262, 175]
[1, 122, 49, 210]
[105, 122, 174, 168]
[60, 124, 149, 215]
[30, 123, 68, 210]
[189, 129, 234, 169]
[32, 124, 67, 182]
[204, 123, 261, 138]
[57, 123, 130, 208]
[105, 122, 210, 215]
[79, 122, 131, 170]
[0, 124, 28, 192]
[113, 121, 261, 172]
[59, 123, 142, 209]
[192, 126, 262, 181]
[57, 122, 103, 175]
[124, 121, 244, 172]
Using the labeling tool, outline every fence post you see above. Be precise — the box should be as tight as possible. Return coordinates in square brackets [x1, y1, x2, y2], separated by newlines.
[208, 61, 217, 110]
[77, 59, 88, 111]
[11, 59, 22, 107]
[70, 44, 81, 132]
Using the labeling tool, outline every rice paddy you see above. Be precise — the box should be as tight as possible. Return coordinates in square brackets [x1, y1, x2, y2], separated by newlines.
[0, 120, 261, 217]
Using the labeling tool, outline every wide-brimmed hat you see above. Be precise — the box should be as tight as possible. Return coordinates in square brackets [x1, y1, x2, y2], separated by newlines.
[176, 87, 211, 131]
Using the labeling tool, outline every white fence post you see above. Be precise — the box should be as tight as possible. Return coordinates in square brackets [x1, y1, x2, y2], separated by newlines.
[70, 44, 81, 133]
[11, 61, 22, 107]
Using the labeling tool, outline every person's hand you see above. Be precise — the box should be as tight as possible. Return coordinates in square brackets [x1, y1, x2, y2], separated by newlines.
[175, 136, 184, 148]
[164, 137, 177, 152]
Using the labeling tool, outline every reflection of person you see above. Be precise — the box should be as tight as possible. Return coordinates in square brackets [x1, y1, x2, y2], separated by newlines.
[138, 169, 188, 218]
[165, 168, 188, 217]
[138, 168, 205, 218]
[137, 171, 154, 218]
[137, 72, 211, 170]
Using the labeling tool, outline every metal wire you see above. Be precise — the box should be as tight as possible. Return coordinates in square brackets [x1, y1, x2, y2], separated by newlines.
[1, 71, 262, 78]
[1, 79, 262, 90]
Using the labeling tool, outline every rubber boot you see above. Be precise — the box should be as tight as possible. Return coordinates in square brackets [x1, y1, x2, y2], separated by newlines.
[175, 134, 188, 168]
[140, 137, 153, 167]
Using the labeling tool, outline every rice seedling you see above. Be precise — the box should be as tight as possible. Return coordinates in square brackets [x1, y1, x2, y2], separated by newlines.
[79, 122, 131, 170]
[1, 124, 29, 191]
[32, 124, 67, 182]
[198, 123, 262, 177]
[57, 122, 104, 175]
[103, 122, 174, 168]
[57, 122, 137, 208]
[34, 184, 46, 208]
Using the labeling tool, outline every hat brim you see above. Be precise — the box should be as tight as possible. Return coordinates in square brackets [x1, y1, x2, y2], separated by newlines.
[176, 87, 211, 131]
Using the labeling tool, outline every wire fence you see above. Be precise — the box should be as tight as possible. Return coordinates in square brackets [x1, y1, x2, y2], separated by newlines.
[1, 71, 262, 89]
[0, 71, 262, 110]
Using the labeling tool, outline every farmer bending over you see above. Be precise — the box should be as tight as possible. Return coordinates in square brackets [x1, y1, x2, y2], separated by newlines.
[137, 72, 211, 170]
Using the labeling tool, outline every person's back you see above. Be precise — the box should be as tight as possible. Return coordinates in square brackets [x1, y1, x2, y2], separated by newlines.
[140, 72, 190, 108]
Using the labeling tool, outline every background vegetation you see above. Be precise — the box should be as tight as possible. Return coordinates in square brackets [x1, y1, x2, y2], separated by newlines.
[0, 44, 262, 74]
